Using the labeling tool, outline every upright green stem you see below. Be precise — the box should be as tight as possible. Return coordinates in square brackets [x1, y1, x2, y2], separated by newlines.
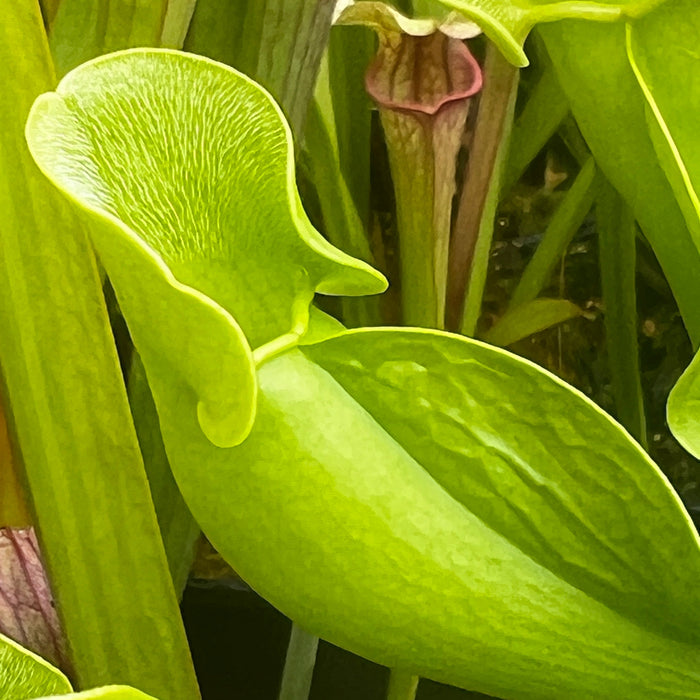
[278, 624, 320, 700]
[598, 182, 647, 447]
[447, 43, 519, 334]
[387, 669, 419, 700]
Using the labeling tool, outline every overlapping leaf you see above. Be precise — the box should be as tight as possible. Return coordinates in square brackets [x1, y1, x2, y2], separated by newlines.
[26, 49, 386, 447]
[0, 631, 71, 700]
[626, 0, 700, 458]
[1, 10, 198, 696]
[432, 0, 665, 66]
[25, 49, 700, 700]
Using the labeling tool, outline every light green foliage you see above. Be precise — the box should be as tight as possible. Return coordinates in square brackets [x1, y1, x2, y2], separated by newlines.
[25, 49, 700, 700]
[435, 0, 664, 66]
[629, 1, 700, 457]
[27, 49, 385, 446]
[0, 8, 198, 698]
[668, 352, 700, 459]
[0, 632, 72, 699]
[627, 0, 700, 250]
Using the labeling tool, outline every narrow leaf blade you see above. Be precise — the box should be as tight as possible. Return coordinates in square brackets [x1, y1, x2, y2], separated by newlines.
[0, 10, 199, 696]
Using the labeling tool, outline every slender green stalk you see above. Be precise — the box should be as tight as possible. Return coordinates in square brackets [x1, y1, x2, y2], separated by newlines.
[387, 669, 419, 700]
[509, 156, 599, 310]
[278, 624, 319, 700]
[448, 43, 519, 334]
[598, 182, 647, 447]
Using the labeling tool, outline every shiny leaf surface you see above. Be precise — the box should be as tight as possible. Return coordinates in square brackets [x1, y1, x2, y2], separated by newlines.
[25, 49, 700, 700]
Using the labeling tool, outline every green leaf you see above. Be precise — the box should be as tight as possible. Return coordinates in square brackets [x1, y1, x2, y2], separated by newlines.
[326, 24, 374, 230]
[302, 330, 700, 691]
[36, 687, 156, 700]
[27, 49, 385, 324]
[27, 50, 386, 447]
[1, 6, 198, 695]
[182, 0, 247, 68]
[598, 181, 646, 446]
[158, 327, 700, 700]
[668, 352, 700, 460]
[538, 20, 700, 346]
[304, 50, 381, 326]
[450, 43, 519, 333]
[160, 0, 198, 49]
[434, 0, 663, 67]
[27, 48, 700, 700]
[627, 1, 700, 252]
[0, 631, 72, 699]
[483, 297, 583, 346]
[631, 1, 700, 458]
